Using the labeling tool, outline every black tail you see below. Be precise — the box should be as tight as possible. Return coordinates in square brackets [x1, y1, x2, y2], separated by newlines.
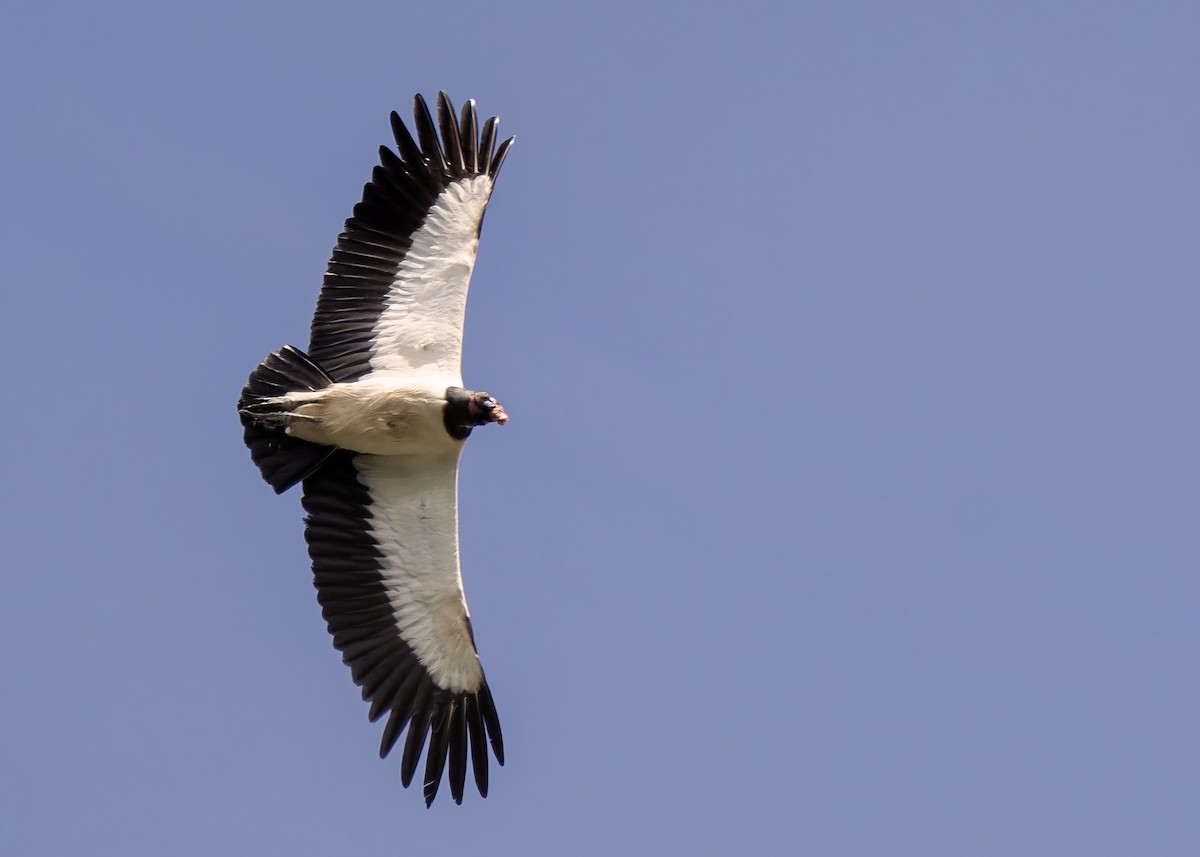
[238, 345, 336, 494]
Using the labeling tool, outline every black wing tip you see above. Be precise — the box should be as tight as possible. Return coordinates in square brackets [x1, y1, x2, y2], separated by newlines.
[384, 92, 508, 183]
[489, 135, 515, 182]
[435, 92, 465, 178]
[478, 681, 506, 765]
[369, 683, 502, 807]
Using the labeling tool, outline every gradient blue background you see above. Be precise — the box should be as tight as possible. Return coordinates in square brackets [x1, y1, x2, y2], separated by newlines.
[4, 1, 1198, 853]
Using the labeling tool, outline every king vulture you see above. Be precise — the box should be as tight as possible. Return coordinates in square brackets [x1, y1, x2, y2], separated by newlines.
[238, 92, 514, 806]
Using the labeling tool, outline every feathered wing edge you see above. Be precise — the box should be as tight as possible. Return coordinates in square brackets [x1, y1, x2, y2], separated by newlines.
[308, 93, 515, 383]
[302, 451, 504, 806]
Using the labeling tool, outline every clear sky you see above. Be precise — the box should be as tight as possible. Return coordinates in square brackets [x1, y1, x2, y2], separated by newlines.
[3, 1, 1198, 854]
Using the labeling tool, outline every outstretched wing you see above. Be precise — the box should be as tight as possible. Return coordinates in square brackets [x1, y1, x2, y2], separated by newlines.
[308, 92, 515, 384]
[302, 451, 504, 806]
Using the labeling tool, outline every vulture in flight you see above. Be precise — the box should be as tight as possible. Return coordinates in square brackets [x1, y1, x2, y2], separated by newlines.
[238, 93, 514, 806]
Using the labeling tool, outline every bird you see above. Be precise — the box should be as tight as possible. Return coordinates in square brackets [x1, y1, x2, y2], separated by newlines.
[237, 92, 514, 806]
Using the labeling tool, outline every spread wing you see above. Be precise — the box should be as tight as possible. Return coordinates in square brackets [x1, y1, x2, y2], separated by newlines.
[302, 450, 504, 806]
[307, 92, 514, 385]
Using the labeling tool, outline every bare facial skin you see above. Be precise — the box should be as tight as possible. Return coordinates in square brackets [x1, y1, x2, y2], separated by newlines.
[469, 392, 508, 425]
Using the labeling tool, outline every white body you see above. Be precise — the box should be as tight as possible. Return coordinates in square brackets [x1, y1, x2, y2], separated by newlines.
[281, 374, 460, 457]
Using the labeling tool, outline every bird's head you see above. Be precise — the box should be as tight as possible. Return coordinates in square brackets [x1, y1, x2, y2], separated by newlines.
[444, 387, 508, 440]
[468, 391, 508, 426]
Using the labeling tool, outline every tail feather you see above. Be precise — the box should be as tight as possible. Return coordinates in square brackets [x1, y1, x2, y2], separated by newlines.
[239, 345, 336, 494]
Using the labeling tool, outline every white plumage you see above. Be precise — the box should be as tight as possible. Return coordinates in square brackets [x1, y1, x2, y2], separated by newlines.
[371, 175, 494, 379]
[357, 452, 481, 693]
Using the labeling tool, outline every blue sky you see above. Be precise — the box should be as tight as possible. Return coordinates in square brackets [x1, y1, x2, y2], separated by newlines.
[3, 1, 1199, 853]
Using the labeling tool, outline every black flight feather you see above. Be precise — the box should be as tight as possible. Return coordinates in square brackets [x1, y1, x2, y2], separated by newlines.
[448, 702, 469, 804]
[412, 94, 445, 175]
[437, 92, 465, 179]
[460, 100, 478, 174]
[423, 702, 453, 806]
